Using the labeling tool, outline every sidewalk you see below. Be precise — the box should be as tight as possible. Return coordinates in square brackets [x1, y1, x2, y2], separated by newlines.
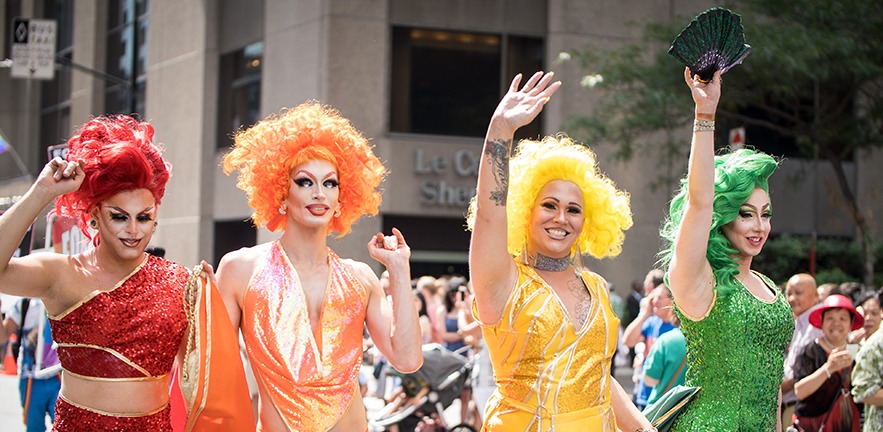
[0, 373, 26, 432]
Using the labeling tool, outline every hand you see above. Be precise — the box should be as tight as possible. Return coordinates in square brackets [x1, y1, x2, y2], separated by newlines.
[200, 260, 218, 285]
[825, 347, 853, 373]
[36, 157, 85, 198]
[490, 71, 562, 135]
[367, 227, 410, 267]
[683, 67, 721, 116]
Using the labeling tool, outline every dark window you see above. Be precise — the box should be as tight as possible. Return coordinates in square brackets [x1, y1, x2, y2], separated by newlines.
[105, 0, 149, 116]
[382, 215, 471, 278]
[4, 1, 23, 58]
[217, 42, 263, 149]
[213, 220, 257, 267]
[390, 27, 544, 139]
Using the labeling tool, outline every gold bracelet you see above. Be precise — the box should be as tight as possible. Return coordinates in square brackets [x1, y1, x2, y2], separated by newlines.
[693, 119, 715, 132]
[696, 112, 715, 121]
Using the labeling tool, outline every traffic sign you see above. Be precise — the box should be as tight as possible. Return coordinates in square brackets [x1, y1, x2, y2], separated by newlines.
[10, 17, 57, 80]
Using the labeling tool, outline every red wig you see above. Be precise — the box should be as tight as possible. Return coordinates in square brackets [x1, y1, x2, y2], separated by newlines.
[54, 115, 170, 246]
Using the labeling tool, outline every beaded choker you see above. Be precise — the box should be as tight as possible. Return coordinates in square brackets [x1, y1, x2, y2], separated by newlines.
[532, 253, 571, 272]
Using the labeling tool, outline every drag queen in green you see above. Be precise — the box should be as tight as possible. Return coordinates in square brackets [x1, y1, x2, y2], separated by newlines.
[658, 68, 794, 431]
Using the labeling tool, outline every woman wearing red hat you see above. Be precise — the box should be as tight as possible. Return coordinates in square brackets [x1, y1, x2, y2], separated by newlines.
[793, 294, 863, 431]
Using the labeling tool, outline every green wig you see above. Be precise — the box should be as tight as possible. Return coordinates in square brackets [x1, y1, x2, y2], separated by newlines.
[468, 134, 633, 259]
[659, 148, 779, 296]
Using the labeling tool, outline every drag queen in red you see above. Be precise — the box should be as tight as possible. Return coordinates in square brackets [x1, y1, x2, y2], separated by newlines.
[219, 101, 423, 431]
[0, 116, 252, 431]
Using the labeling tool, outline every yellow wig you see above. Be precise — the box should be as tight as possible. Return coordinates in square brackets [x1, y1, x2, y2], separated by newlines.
[223, 101, 386, 236]
[469, 134, 632, 258]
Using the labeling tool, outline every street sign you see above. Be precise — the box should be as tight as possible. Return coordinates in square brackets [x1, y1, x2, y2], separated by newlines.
[729, 126, 746, 150]
[10, 17, 57, 80]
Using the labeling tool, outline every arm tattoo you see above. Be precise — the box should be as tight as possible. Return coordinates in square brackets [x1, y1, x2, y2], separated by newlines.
[568, 277, 592, 328]
[484, 138, 511, 206]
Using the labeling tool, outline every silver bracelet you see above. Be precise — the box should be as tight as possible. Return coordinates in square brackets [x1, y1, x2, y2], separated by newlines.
[635, 427, 659, 432]
[693, 119, 715, 132]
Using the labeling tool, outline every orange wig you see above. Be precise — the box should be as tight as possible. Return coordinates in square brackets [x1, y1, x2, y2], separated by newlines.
[223, 102, 386, 236]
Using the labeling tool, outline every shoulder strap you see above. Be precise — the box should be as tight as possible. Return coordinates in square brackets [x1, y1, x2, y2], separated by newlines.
[16, 298, 31, 341]
[663, 356, 687, 393]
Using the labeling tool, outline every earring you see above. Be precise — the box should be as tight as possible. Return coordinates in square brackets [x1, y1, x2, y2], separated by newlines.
[571, 244, 585, 272]
[279, 204, 286, 215]
[519, 242, 530, 266]
[153, 221, 158, 233]
[90, 219, 98, 229]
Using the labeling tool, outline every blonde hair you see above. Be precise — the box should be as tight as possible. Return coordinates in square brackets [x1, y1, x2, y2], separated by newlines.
[468, 134, 632, 258]
[223, 101, 386, 236]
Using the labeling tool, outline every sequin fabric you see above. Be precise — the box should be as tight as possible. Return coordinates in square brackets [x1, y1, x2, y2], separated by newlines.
[49, 256, 189, 378]
[671, 271, 794, 431]
[242, 242, 367, 431]
[52, 397, 171, 432]
[475, 263, 618, 431]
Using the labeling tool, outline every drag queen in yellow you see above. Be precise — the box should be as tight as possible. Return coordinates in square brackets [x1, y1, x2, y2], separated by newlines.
[468, 72, 655, 432]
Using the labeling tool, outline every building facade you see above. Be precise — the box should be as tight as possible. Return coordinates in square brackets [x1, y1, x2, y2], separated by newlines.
[2, 0, 881, 290]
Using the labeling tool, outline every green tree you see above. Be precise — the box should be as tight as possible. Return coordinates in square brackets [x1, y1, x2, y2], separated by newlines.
[565, 0, 883, 287]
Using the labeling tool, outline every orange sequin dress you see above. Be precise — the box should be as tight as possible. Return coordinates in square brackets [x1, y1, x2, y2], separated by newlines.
[475, 263, 619, 432]
[48, 255, 189, 431]
[242, 242, 367, 431]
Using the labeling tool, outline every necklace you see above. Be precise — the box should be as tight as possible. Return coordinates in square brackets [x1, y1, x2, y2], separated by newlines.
[532, 253, 571, 272]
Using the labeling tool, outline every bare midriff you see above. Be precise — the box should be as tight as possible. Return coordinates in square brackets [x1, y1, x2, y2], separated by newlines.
[60, 372, 170, 415]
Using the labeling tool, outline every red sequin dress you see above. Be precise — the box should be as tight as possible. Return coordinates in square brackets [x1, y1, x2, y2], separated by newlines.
[242, 242, 368, 431]
[48, 255, 189, 431]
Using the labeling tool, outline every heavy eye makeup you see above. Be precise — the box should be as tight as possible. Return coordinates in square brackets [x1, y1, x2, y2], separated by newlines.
[108, 210, 154, 223]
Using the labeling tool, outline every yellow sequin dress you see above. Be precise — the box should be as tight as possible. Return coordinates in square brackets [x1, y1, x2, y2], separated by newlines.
[475, 262, 619, 431]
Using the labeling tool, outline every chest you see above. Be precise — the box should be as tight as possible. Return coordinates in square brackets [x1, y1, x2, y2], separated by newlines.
[541, 272, 594, 330]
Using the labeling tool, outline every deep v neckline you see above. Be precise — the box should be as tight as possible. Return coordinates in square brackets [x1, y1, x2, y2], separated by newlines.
[276, 241, 333, 367]
[530, 266, 595, 334]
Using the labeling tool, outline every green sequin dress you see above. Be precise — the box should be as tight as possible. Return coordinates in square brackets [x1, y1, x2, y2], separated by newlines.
[671, 272, 794, 431]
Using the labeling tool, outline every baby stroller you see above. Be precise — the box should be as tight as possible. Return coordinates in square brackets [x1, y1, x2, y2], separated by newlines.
[368, 344, 478, 432]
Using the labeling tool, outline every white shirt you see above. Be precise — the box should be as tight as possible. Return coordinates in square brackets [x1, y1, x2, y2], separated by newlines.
[782, 303, 824, 404]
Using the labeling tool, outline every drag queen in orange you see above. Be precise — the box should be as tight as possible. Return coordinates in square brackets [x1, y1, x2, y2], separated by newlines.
[219, 101, 423, 431]
[467, 72, 654, 431]
[0, 116, 252, 431]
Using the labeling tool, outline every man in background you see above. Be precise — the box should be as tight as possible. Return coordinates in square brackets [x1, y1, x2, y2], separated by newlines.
[1, 297, 61, 432]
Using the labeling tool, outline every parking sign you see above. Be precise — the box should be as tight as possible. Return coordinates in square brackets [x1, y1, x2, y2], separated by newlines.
[10, 18, 57, 80]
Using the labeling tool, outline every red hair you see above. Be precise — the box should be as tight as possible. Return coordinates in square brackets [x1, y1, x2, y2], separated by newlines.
[223, 101, 386, 236]
[54, 115, 170, 246]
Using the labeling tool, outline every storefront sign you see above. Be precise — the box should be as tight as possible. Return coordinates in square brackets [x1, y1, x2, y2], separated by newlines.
[414, 148, 478, 207]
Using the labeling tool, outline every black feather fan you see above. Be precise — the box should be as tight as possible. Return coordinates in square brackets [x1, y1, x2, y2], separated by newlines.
[668, 8, 752, 82]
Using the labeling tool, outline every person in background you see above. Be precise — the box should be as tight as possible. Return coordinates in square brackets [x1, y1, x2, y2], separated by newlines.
[436, 277, 468, 354]
[0, 298, 60, 432]
[852, 290, 883, 432]
[818, 283, 841, 302]
[625, 280, 644, 329]
[642, 287, 686, 407]
[417, 275, 443, 344]
[782, 273, 824, 431]
[623, 283, 678, 410]
[793, 294, 863, 432]
[413, 290, 433, 344]
[850, 291, 881, 345]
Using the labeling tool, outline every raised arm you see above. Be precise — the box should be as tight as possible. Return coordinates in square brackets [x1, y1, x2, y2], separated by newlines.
[0, 158, 84, 298]
[667, 68, 721, 318]
[469, 72, 560, 323]
[364, 228, 423, 373]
